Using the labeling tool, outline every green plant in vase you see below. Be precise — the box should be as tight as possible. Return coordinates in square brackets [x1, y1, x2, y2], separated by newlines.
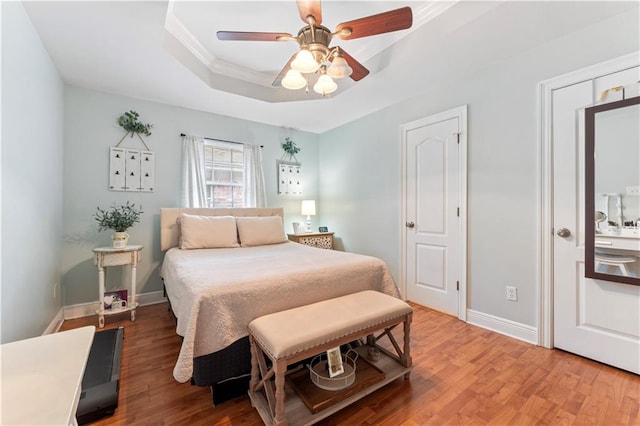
[94, 202, 143, 248]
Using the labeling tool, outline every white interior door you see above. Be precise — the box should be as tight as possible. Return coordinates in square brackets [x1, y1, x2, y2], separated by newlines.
[402, 106, 467, 319]
[552, 67, 640, 374]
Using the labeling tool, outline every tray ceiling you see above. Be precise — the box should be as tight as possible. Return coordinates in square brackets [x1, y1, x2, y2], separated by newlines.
[22, 1, 637, 133]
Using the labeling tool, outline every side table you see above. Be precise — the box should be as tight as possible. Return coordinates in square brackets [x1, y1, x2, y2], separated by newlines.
[287, 232, 334, 249]
[93, 245, 142, 328]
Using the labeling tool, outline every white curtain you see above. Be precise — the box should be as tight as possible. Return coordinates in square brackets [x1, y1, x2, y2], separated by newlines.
[180, 135, 208, 208]
[243, 144, 267, 208]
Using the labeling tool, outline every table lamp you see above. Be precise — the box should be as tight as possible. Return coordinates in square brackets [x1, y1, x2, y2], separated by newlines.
[301, 200, 316, 232]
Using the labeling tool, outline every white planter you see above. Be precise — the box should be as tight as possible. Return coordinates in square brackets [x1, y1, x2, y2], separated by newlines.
[112, 232, 129, 248]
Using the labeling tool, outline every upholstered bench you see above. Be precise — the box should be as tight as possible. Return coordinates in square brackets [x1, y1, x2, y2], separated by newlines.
[247, 290, 413, 426]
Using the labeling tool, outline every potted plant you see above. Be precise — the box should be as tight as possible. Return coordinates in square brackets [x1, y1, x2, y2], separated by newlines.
[94, 202, 143, 248]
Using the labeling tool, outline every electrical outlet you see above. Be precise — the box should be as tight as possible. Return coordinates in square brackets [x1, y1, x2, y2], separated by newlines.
[626, 185, 640, 196]
[506, 286, 518, 301]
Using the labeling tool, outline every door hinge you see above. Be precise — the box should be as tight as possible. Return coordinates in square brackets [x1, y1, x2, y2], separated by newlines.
[456, 281, 459, 291]
[454, 132, 461, 144]
[457, 207, 460, 217]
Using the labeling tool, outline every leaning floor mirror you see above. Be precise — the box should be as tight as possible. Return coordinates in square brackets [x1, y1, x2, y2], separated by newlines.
[585, 95, 640, 286]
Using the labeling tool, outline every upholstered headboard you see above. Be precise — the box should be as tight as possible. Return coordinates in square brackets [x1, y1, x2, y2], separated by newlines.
[160, 207, 284, 250]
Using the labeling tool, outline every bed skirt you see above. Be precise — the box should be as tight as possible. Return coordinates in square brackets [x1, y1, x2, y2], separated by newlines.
[194, 337, 253, 405]
[167, 289, 252, 404]
[192, 336, 251, 386]
[196, 337, 252, 405]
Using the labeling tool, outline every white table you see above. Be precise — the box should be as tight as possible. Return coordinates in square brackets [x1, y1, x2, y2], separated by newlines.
[0, 326, 95, 425]
[93, 245, 142, 328]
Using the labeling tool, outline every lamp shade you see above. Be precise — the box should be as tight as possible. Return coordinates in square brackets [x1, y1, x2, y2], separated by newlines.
[301, 200, 316, 216]
[291, 49, 319, 74]
[313, 74, 337, 96]
[327, 55, 353, 79]
[281, 69, 306, 90]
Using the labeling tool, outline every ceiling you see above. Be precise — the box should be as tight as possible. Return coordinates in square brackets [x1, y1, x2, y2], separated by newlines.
[23, 1, 637, 134]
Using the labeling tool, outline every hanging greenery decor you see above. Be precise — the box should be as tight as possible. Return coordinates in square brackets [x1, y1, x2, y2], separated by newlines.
[281, 137, 300, 161]
[117, 110, 153, 137]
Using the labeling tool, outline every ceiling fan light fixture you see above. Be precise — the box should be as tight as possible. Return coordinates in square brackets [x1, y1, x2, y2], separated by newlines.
[313, 74, 337, 96]
[220, 4, 413, 96]
[281, 69, 307, 90]
[327, 55, 352, 79]
[291, 49, 319, 74]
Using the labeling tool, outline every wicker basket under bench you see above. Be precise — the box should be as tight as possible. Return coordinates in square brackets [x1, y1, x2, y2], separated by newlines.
[248, 290, 413, 426]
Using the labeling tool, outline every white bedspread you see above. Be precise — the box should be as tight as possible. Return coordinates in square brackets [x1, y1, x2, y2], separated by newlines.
[160, 242, 400, 383]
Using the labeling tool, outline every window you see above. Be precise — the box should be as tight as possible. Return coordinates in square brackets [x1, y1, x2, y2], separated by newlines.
[203, 141, 244, 207]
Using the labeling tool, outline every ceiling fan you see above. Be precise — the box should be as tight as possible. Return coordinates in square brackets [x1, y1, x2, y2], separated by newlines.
[217, 1, 413, 96]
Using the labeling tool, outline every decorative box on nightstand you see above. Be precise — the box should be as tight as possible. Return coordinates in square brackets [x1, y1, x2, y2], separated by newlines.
[288, 232, 334, 250]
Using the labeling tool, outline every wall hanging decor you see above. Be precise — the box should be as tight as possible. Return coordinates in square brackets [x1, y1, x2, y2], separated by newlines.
[277, 136, 302, 195]
[278, 162, 302, 195]
[110, 110, 155, 192]
[281, 137, 300, 162]
[117, 110, 152, 140]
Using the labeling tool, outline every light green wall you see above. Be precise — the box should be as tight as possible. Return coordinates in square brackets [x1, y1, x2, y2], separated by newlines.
[62, 87, 319, 305]
[1, 2, 65, 343]
[318, 9, 639, 328]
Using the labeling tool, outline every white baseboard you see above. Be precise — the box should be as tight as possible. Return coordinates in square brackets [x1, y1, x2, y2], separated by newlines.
[63, 290, 167, 320]
[466, 309, 538, 345]
[42, 307, 65, 335]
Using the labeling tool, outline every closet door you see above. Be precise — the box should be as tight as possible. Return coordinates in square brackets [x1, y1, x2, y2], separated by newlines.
[552, 67, 640, 374]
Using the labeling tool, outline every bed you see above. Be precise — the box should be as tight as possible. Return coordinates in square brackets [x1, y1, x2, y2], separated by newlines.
[159, 208, 400, 401]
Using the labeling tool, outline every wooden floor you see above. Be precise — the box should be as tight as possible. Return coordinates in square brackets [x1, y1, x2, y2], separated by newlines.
[60, 303, 640, 425]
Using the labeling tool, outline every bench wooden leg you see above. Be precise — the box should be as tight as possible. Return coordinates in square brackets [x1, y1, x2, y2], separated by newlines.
[273, 359, 287, 426]
[249, 336, 260, 394]
[403, 312, 413, 379]
[249, 337, 281, 422]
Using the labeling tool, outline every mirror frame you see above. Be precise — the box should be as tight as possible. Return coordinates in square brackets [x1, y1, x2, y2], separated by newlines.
[585, 96, 640, 286]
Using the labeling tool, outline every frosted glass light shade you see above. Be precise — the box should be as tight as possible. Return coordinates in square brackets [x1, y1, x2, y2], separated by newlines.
[291, 49, 319, 74]
[301, 200, 316, 216]
[313, 74, 337, 96]
[281, 69, 306, 90]
[327, 56, 352, 79]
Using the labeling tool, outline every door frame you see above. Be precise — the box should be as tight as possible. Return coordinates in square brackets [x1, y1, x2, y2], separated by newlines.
[537, 52, 639, 348]
[400, 105, 468, 321]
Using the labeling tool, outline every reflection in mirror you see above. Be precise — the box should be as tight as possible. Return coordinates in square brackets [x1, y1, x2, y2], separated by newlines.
[585, 96, 640, 286]
[594, 210, 607, 233]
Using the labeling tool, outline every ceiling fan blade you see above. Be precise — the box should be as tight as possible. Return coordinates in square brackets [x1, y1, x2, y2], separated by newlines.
[335, 6, 412, 40]
[217, 31, 293, 42]
[272, 54, 297, 87]
[296, 0, 322, 25]
[335, 48, 369, 81]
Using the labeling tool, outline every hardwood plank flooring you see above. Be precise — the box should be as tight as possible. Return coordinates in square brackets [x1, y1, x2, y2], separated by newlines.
[59, 303, 640, 425]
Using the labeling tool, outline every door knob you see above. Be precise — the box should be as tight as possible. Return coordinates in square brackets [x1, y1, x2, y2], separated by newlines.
[556, 227, 571, 238]
[406, 221, 415, 228]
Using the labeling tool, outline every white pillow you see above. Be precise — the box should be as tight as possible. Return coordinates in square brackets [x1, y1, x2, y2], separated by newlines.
[236, 216, 287, 247]
[180, 214, 239, 249]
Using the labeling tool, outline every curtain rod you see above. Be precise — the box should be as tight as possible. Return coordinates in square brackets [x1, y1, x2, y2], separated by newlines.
[180, 133, 263, 148]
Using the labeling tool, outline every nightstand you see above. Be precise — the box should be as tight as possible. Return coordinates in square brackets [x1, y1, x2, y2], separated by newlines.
[287, 232, 334, 249]
[93, 245, 142, 328]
